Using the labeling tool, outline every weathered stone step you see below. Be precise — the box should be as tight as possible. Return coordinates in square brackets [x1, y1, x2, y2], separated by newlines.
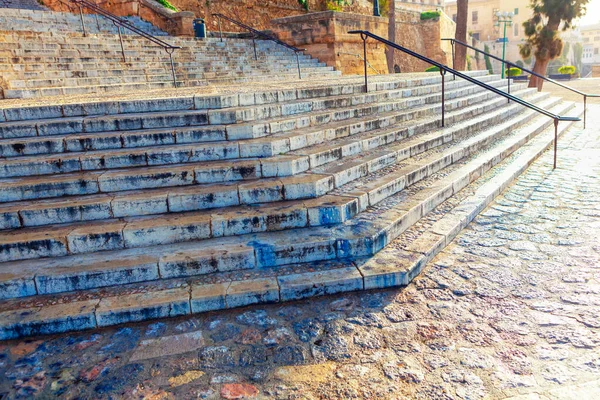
[0, 83, 526, 182]
[0, 85, 526, 204]
[8, 67, 337, 90]
[0, 73, 497, 142]
[0, 96, 564, 263]
[3, 70, 343, 99]
[0, 102, 581, 338]
[0, 73, 487, 122]
[0, 76, 503, 164]
[0, 90, 542, 229]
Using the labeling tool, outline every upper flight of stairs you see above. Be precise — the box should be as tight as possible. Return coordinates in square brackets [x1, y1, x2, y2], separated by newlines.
[0, 71, 583, 339]
[0, 0, 48, 11]
[0, 8, 340, 99]
[0, 6, 167, 35]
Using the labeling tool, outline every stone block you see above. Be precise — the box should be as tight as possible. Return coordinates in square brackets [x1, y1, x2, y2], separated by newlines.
[67, 221, 127, 254]
[238, 180, 284, 204]
[193, 160, 261, 184]
[159, 244, 255, 278]
[98, 166, 194, 192]
[278, 266, 363, 301]
[226, 277, 280, 308]
[96, 287, 191, 327]
[168, 184, 239, 212]
[0, 300, 98, 340]
[35, 255, 159, 294]
[123, 214, 211, 247]
[281, 174, 334, 200]
[190, 282, 228, 313]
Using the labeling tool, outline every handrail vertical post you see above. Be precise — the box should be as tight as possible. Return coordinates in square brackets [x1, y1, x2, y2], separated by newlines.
[217, 15, 223, 42]
[296, 52, 302, 80]
[451, 39, 456, 81]
[553, 118, 558, 169]
[117, 24, 126, 62]
[584, 94, 587, 129]
[167, 49, 177, 87]
[252, 33, 258, 61]
[507, 72, 510, 103]
[440, 69, 445, 127]
[360, 33, 368, 93]
[78, 5, 87, 36]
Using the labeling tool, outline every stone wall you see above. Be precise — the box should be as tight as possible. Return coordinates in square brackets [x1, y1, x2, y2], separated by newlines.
[271, 11, 388, 75]
[389, 8, 454, 73]
[169, 0, 374, 34]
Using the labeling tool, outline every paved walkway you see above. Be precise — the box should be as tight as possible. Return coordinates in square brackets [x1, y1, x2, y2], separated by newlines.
[0, 107, 599, 399]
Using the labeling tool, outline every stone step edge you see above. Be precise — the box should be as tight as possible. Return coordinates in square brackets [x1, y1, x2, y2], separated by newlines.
[0, 97, 567, 296]
[0, 71, 490, 122]
[0, 104, 580, 341]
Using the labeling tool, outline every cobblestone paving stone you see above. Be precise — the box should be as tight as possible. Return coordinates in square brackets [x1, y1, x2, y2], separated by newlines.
[0, 107, 599, 399]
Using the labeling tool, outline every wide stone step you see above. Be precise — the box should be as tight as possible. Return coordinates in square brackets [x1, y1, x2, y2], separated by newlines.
[0, 72, 495, 141]
[3, 70, 343, 99]
[0, 75, 503, 161]
[0, 85, 525, 205]
[0, 95, 564, 263]
[8, 67, 337, 90]
[0, 102, 581, 339]
[0, 73, 488, 122]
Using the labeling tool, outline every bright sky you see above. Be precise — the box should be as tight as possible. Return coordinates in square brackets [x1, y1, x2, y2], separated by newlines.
[579, 0, 600, 26]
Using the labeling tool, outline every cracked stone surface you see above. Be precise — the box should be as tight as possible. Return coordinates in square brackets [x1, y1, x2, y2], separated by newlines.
[0, 109, 599, 399]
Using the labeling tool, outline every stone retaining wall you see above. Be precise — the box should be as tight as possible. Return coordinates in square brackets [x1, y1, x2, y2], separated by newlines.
[271, 11, 388, 76]
[389, 8, 455, 73]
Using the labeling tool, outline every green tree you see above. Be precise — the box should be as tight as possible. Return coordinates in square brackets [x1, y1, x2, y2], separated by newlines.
[520, 0, 591, 90]
[573, 42, 583, 72]
[484, 44, 494, 74]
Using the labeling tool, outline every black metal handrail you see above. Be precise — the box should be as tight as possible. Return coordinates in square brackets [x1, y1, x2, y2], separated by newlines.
[349, 30, 580, 169]
[443, 38, 600, 129]
[212, 13, 305, 80]
[69, 0, 181, 85]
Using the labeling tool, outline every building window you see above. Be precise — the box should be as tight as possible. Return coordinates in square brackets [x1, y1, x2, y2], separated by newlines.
[472, 33, 480, 41]
[472, 11, 478, 24]
[452, 14, 457, 22]
[584, 38, 590, 43]
[595, 48, 599, 55]
[514, 24, 518, 36]
[514, 8, 519, 15]
[595, 36, 600, 41]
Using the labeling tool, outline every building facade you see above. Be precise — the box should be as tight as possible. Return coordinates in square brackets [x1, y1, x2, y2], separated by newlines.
[581, 24, 600, 65]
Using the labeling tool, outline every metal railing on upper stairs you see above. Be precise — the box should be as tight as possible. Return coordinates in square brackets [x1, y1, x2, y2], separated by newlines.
[61, 0, 181, 86]
[443, 38, 600, 129]
[348, 30, 580, 169]
[212, 13, 305, 80]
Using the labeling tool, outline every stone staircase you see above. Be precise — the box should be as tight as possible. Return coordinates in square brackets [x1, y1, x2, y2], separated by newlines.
[0, 7, 167, 35]
[0, 9, 340, 99]
[0, 71, 583, 339]
[0, 0, 47, 11]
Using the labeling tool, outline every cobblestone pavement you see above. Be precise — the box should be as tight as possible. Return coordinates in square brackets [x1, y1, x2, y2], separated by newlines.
[0, 108, 599, 399]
